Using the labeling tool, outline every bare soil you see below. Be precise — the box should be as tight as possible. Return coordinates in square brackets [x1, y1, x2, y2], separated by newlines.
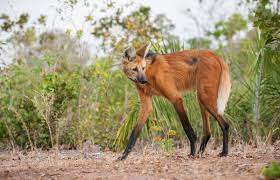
[0, 143, 279, 180]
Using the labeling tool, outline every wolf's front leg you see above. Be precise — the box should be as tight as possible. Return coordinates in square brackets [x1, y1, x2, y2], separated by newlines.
[117, 88, 152, 161]
[117, 127, 140, 160]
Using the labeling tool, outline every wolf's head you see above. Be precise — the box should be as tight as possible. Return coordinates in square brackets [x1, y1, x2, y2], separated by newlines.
[121, 43, 155, 84]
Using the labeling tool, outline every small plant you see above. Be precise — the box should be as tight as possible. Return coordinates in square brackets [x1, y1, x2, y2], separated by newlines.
[262, 161, 280, 180]
[159, 138, 174, 153]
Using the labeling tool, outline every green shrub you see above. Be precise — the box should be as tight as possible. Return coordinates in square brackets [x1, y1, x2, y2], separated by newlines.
[262, 161, 280, 180]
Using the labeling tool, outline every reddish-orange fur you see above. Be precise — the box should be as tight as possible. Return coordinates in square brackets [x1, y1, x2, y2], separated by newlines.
[118, 45, 231, 160]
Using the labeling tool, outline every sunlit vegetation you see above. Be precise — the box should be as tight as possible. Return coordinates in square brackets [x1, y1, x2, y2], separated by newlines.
[0, 0, 279, 152]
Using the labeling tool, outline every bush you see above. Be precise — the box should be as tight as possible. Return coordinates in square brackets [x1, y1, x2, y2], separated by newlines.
[0, 55, 136, 149]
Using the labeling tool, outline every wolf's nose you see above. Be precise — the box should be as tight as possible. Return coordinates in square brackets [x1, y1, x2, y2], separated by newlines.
[137, 76, 148, 84]
[140, 80, 148, 84]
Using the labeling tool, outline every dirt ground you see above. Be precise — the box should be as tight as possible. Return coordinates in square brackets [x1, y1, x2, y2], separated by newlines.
[0, 142, 279, 180]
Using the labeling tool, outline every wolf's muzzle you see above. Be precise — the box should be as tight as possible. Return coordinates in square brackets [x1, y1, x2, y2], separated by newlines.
[137, 76, 148, 84]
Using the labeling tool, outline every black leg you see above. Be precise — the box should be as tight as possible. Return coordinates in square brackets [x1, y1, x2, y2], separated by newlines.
[199, 134, 211, 154]
[117, 90, 152, 161]
[197, 100, 229, 157]
[117, 126, 141, 161]
[206, 109, 229, 156]
[219, 118, 229, 157]
[173, 98, 197, 156]
[197, 103, 211, 155]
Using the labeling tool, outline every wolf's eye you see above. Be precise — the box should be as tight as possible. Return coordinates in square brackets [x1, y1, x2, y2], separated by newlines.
[132, 67, 138, 71]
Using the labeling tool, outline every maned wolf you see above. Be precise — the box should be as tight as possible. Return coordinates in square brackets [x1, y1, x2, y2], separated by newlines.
[119, 43, 231, 160]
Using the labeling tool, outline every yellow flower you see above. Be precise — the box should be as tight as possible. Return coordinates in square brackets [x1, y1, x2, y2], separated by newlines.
[151, 125, 162, 132]
[167, 130, 176, 137]
[153, 136, 162, 142]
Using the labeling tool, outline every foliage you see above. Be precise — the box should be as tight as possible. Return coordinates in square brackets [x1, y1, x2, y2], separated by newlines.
[252, 0, 280, 51]
[159, 138, 174, 153]
[249, 0, 280, 141]
[208, 13, 247, 41]
[262, 161, 280, 179]
[0, 0, 279, 151]
[84, 3, 176, 52]
[187, 37, 211, 49]
[0, 54, 134, 149]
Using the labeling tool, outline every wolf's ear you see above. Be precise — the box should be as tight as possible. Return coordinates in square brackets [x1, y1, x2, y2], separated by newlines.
[123, 46, 136, 61]
[136, 43, 151, 58]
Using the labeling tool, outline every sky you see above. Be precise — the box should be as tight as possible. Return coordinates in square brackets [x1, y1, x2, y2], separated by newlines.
[0, 0, 248, 38]
[0, 0, 248, 66]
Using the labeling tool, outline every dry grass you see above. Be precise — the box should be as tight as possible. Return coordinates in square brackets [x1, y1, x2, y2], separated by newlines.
[0, 142, 279, 180]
